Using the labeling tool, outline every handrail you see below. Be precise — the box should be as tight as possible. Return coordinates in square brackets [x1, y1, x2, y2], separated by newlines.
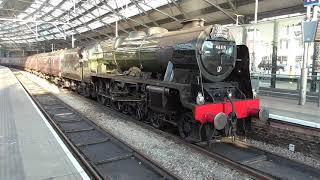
[318, 81, 320, 107]
[251, 72, 320, 107]
[250, 72, 320, 79]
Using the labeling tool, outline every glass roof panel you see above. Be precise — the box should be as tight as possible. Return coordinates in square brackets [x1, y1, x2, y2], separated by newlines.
[119, 5, 140, 18]
[41, 31, 51, 36]
[35, 0, 44, 4]
[80, 1, 95, 10]
[65, 30, 74, 35]
[70, 20, 82, 26]
[30, 3, 41, 9]
[139, 0, 169, 11]
[42, 6, 54, 13]
[99, 4, 110, 11]
[108, 0, 131, 9]
[79, 14, 95, 23]
[60, 1, 74, 11]
[0, 0, 175, 50]
[88, 21, 104, 29]
[73, 7, 86, 15]
[17, 13, 28, 19]
[51, 28, 60, 34]
[77, 26, 90, 33]
[91, 8, 110, 17]
[102, 16, 118, 24]
[41, 15, 52, 21]
[24, 7, 36, 14]
[43, 24, 54, 29]
[60, 24, 71, 30]
[51, 9, 65, 17]
[15, 40, 24, 43]
[39, 36, 46, 41]
[50, 0, 63, 6]
[23, 35, 33, 39]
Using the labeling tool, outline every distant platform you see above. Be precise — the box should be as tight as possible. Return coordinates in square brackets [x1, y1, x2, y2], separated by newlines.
[260, 96, 320, 129]
[0, 66, 88, 180]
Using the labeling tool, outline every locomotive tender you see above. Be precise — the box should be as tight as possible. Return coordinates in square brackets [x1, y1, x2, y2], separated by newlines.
[0, 19, 268, 141]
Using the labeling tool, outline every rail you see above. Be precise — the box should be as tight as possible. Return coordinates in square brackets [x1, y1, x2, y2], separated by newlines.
[14, 71, 178, 180]
[89, 89, 320, 179]
[196, 139, 320, 180]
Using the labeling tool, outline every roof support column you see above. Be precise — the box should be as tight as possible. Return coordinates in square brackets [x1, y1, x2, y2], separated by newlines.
[115, 20, 118, 37]
[271, 21, 279, 88]
[311, 41, 319, 92]
[241, 26, 247, 45]
[72, 34, 75, 48]
[299, 42, 311, 105]
[251, 0, 259, 72]
[311, 7, 320, 92]
[254, 0, 258, 23]
[299, 5, 318, 105]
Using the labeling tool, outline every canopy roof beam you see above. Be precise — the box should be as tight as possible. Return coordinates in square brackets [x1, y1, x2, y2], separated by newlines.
[132, 0, 159, 26]
[202, 0, 236, 22]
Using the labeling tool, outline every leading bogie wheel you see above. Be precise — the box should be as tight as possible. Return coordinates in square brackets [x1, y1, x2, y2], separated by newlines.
[178, 112, 193, 139]
[149, 111, 163, 129]
[97, 95, 106, 105]
[152, 116, 163, 129]
[97, 80, 106, 105]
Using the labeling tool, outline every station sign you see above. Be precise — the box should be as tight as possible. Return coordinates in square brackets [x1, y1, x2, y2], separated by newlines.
[304, 0, 320, 7]
[302, 21, 318, 42]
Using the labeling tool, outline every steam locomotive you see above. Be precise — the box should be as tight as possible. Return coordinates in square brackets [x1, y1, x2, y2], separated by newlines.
[0, 19, 268, 142]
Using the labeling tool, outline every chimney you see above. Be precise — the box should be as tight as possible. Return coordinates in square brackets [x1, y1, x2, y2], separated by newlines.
[181, 18, 205, 29]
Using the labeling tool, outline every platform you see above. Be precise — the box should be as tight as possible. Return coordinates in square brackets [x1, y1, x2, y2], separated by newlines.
[0, 66, 89, 180]
[260, 96, 320, 129]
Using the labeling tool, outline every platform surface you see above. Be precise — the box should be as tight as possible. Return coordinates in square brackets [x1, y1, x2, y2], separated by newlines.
[260, 96, 320, 128]
[0, 66, 87, 180]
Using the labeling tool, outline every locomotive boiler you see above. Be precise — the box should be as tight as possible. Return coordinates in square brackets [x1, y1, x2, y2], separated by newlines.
[89, 19, 236, 83]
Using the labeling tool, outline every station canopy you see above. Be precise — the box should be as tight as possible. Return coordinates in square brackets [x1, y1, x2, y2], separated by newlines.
[0, 0, 304, 51]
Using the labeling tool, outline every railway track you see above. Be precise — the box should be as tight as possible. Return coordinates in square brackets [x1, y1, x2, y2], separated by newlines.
[249, 117, 320, 159]
[16, 70, 320, 180]
[14, 71, 178, 180]
[196, 139, 320, 180]
[87, 94, 320, 179]
[268, 118, 320, 137]
[84, 99, 320, 180]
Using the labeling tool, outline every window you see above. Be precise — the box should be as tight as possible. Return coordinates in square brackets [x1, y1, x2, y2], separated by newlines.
[277, 56, 288, 65]
[280, 39, 289, 49]
[295, 56, 302, 63]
